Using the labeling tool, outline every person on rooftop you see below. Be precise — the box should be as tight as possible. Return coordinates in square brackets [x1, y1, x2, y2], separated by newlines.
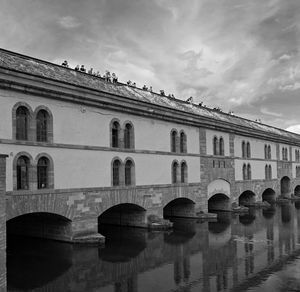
[80, 65, 86, 72]
[75, 65, 80, 71]
[112, 73, 118, 83]
[160, 90, 165, 96]
[127, 80, 132, 85]
[149, 86, 153, 92]
[132, 82, 136, 87]
[61, 60, 68, 67]
[142, 85, 148, 91]
[105, 71, 111, 82]
[88, 68, 93, 74]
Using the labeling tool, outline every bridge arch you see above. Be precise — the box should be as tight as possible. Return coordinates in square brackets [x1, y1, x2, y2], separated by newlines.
[294, 185, 300, 196]
[262, 188, 276, 203]
[208, 193, 230, 212]
[280, 176, 291, 195]
[163, 198, 195, 218]
[207, 179, 231, 200]
[7, 212, 72, 242]
[239, 190, 255, 206]
[98, 203, 147, 228]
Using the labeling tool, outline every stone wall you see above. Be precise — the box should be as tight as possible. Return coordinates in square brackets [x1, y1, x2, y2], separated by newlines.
[0, 155, 7, 291]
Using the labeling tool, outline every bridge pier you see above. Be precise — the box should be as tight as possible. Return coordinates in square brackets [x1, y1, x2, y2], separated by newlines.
[0, 155, 7, 292]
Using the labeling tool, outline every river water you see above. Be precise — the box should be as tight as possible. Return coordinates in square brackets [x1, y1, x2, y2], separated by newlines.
[7, 203, 300, 292]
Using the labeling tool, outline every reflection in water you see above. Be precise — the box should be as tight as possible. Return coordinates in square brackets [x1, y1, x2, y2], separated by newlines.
[7, 203, 300, 292]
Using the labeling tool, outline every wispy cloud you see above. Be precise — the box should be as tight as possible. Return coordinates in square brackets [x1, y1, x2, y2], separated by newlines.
[58, 16, 81, 29]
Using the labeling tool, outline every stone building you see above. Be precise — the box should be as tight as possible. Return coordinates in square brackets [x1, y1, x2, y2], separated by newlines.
[0, 48, 300, 248]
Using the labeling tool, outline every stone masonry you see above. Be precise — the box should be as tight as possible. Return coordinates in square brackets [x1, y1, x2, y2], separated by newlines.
[0, 155, 7, 292]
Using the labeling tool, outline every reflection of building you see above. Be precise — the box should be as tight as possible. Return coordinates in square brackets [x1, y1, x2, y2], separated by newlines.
[1, 48, 300, 247]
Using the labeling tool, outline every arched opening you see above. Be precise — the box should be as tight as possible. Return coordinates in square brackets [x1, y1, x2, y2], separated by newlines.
[208, 193, 230, 212]
[16, 156, 30, 190]
[246, 142, 251, 158]
[294, 185, 300, 196]
[262, 188, 276, 204]
[179, 131, 187, 153]
[163, 198, 195, 218]
[239, 191, 255, 206]
[16, 106, 29, 140]
[124, 123, 134, 149]
[7, 213, 72, 242]
[37, 157, 50, 189]
[213, 136, 218, 155]
[98, 204, 146, 228]
[180, 161, 187, 183]
[172, 161, 179, 184]
[112, 159, 121, 186]
[219, 137, 224, 156]
[36, 109, 49, 142]
[111, 121, 120, 148]
[125, 159, 134, 186]
[280, 176, 291, 195]
[171, 130, 178, 153]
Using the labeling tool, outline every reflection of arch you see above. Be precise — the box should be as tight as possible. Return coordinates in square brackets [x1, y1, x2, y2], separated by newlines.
[98, 225, 146, 262]
[98, 203, 146, 228]
[239, 190, 255, 206]
[208, 193, 230, 212]
[207, 179, 230, 200]
[262, 206, 276, 219]
[208, 212, 231, 234]
[239, 212, 256, 225]
[7, 212, 72, 241]
[7, 236, 72, 290]
[262, 188, 276, 203]
[294, 185, 300, 196]
[280, 176, 291, 195]
[163, 198, 195, 218]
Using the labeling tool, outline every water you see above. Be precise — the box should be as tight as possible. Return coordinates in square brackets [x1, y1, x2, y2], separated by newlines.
[7, 203, 300, 292]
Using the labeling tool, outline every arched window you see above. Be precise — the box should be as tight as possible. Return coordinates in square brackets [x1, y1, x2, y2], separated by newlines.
[243, 163, 247, 180]
[124, 123, 134, 149]
[172, 161, 179, 184]
[16, 106, 29, 140]
[125, 160, 134, 186]
[242, 141, 246, 158]
[246, 142, 251, 158]
[111, 121, 120, 148]
[285, 148, 288, 161]
[181, 161, 187, 183]
[112, 159, 121, 186]
[264, 145, 268, 159]
[247, 163, 251, 180]
[37, 157, 49, 189]
[180, 131, 187, 153]
[171, 130, 178, 153]
[265, 164, 268, 180]
[282, 148, 285, 160]
[17, 156, 29, 190]
[219, 137, 224, 156]
[213, 137, 218, 155]
[268, 145, 271, 159]
[36, 110, 49, 142]
[268, 165, 272, 179]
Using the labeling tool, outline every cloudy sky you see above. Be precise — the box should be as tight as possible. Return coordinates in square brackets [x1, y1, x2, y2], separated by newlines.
[1, 0, 300, 132]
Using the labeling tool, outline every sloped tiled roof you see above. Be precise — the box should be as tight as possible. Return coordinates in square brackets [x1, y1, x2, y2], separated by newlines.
[0, 48, 299, 141]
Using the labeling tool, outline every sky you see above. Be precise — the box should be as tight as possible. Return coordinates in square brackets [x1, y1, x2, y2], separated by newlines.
[1, 0, 300, 132]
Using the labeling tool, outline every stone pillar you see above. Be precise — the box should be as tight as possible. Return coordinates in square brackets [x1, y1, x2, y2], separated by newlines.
[0, 155, 8, 291]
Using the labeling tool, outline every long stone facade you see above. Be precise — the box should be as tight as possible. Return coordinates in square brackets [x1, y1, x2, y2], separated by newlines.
[1, 48, 300, 248]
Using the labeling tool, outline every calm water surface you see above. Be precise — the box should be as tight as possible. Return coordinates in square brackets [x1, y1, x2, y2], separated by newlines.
[7, 203, 300, 292]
